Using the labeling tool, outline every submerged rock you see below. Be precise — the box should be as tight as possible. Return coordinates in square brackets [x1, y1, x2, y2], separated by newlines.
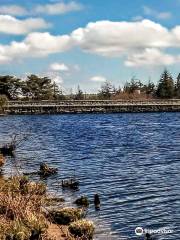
[0, 144, 15, 156]
[62, 178, 79, 190]
[39, 163, 58, 177]
[94, 194, 100, 209]
[23, 163, 58, 178]
[74, 196, 89, 207]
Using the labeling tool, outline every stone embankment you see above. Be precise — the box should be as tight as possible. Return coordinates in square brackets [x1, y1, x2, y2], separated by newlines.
[4, 99, 180, 114]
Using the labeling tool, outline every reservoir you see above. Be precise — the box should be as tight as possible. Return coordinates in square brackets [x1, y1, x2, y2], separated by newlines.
[0, 112, 179, 239]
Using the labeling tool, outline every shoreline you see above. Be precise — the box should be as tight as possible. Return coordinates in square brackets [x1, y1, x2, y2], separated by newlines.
[4, 100, 180, 115]
[0, 154, 95, 240]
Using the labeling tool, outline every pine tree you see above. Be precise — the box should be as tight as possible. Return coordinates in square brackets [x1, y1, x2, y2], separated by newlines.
[175, 73, 180, 98]
[156, 69, 175, 98]
[98, 81, 113, 99]
[74, 85, 84, 100]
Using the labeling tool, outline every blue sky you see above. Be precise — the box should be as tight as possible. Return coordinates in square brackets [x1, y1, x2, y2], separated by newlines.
[0, 0, 180, 93]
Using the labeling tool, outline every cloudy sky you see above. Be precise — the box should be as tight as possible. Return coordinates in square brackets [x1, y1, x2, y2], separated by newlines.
[0, 0, 180, 93]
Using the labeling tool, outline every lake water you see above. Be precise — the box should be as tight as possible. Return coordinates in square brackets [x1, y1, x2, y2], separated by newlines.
[0, 113, 179, 240]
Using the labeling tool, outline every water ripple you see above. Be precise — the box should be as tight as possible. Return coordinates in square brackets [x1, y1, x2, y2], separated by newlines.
[0, 112, 180, 239]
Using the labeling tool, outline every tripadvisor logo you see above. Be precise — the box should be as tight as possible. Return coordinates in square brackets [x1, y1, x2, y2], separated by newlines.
[135, 227, 144, 236]
[135, 226, 173, 236]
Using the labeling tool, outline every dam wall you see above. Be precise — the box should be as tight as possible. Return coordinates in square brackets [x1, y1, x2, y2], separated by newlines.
[4, 100, 180, 114]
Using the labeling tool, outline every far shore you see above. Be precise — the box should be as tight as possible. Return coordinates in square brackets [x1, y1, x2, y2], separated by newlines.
[2, 99, 180, 115]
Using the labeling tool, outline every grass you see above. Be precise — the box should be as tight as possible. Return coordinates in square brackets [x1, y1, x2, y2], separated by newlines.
[0, 154, 5, 168]
[0, 175, 95, 239]
[49, 207, 84, 225]
[0, 176, 48, 239]
[69, 219, 95, 239]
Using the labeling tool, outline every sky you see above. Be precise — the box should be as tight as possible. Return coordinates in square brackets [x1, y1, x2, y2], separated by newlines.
[0, 0, 180, 93]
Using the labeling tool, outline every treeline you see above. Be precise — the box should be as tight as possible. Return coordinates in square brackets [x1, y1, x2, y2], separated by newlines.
[98, 70, 180, 100]
[0, 70, 180, 101]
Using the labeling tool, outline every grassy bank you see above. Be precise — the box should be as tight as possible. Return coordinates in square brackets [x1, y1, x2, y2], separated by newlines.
[0, 174, 95, 240]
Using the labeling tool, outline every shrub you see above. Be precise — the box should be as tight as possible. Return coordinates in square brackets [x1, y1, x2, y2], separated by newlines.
[0, 154, 5, 168]
[0, 95, 7, 113]
[0, 176, 48, 239]
[50, 208, 84, 225]
[69, 219, 95, 239]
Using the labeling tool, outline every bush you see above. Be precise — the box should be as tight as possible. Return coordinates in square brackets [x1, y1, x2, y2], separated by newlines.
[69, 219, 95, 239]
[0, 154, 5, 168]
[50, 208, 84, 225]
[0, 177, 48, 239]
[0, 95, 7, 113]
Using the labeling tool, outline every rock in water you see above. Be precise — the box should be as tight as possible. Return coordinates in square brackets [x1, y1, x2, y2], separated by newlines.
[39, 163, 58, 177]
[74, 196, 89, 207]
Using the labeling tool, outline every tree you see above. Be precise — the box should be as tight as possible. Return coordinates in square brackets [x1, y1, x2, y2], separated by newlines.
[52, 82, 66, 100]
[0, 95, 8, 113]
[175, 73, 180, 98]
[143, 80, 155, 95]
[22, 75, 54, 100]
[156, 69, 175, 98]
[0, 75, 22, 100]
[123, 77, 143, 94]
[98, 81, 113, 99]
[74, 85, 84, 100]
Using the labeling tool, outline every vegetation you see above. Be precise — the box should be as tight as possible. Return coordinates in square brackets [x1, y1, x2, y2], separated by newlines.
[0, 135, 96, 240]
[50, 208, 84, 225]
[0, 154, 5, 168]
[69, 219, 95, 239]
[175, 73, 180, 98]
[0, 75, 62, 101]
[0, 95, 7, 114]
[156, 70, 174, 98]
[0, 175, 95, 239]
[0, 176, 48, 239]
[0, 76, 21, 100]
[0, 70, 179, 101]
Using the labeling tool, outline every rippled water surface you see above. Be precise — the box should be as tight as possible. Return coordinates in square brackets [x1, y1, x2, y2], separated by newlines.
[0, 113, 180, 239]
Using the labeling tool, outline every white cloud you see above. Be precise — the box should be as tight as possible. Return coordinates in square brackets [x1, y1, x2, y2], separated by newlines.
[39, 71, 64, 85]
[90, 76, 107, 82]
[0, 32, 73, 64]
[143, 6, 172, 20]
[125, 48, 180, 67]
[0, 15, 50, 35]
[50, 63, 69, 71]
[0, 2, 83, 16]
[71, 20, 172, 57]
[51, 74, 63, 84]
[1, 19, 180, 66]
[0, 5, 27, 16]
[34, 1, 83, 15]
[24, 32, 73, 56]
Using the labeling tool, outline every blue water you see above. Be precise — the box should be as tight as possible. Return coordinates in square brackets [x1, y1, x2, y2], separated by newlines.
[0, 113, 179, 240]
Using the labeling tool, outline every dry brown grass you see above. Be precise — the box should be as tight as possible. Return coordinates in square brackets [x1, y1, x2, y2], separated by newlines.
[112, 92, 153, 100]
[0, 154, 5, 168]
[0, 176, 95, 240]
[0, 176, 48, 239]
